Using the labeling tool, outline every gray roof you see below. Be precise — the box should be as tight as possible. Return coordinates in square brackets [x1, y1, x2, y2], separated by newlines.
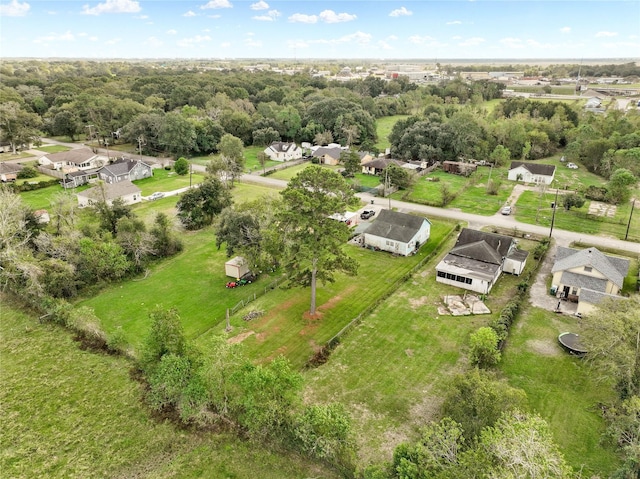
[559, 271, 608, 292]
[509, 161, 556, 177]
[364, 209, 430, 243]
[579, 288, 628, 306]
[67, 167, 100, 178]
[99, 158, 149, 177]
[0, 162, 23, 174]
[507, 248, 530, 262]
[455, 228, 515, 259]
[45, 148, 97, 165]
[312, 147, 342, 159]
[268, 142, 298, 153]
[552, 246, 630, 288]
[78, 180, 140, 201]
[438, 253, 501, 281]
[450, 240, 503, 265]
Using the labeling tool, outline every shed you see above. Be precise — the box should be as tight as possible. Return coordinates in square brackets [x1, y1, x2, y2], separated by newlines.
[225, 256, 249, 279]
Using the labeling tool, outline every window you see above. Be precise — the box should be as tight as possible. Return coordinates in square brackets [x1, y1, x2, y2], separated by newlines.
[584, 266, 592, 272]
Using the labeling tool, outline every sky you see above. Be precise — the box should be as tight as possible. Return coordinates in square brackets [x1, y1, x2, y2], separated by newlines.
[1, 0, 639, 59]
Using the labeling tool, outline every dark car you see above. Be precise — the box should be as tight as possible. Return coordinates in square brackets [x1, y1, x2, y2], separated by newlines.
[360, 209, 376, 220]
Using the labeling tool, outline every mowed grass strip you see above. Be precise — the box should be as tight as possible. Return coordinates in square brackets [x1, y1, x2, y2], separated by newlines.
[0, 298, 339, 479]
[375, 115, 409, 151]
[304, 233, 540, 464]
[500, 307, 620, 476]
[134, 168, 206, 196]
[209, 220, 457, 370]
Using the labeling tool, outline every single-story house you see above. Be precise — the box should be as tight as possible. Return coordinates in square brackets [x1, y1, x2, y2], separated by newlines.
[508, 161, 556, 185]
[0, 162, 23, 182]
[436, 228, 529, 294]
[98, 158, 153, 184]
[61, 168, 100, 188]
[76, 180, 142, 207]
[551, 246, 630, 315]
[358, 151, 375, 164]
[363, 209, 430, 256]
[312, 146, 342, 166]
[39, 148, 107, 172]
[361, 158, 406, 176]
[263, 142, 303, 162]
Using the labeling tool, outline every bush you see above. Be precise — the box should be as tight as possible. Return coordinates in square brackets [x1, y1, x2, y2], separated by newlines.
[173, 157, 189, 175]
[17, 166, 38, 179]
[469, 327, 501, 368]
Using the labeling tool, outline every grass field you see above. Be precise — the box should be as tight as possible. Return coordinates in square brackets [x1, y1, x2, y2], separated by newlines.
[37, 145, 69, 153]
[375, 115, 409, 152]
[189, 146, 282, 173]
[500, 307, 619, 475]
[0, 297, 339, 479]
[206, 220, 456, 369]
[134, 168, 206, 196]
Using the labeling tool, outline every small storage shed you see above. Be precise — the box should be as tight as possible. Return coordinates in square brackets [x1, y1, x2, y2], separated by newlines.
[225, 256, 249, 279]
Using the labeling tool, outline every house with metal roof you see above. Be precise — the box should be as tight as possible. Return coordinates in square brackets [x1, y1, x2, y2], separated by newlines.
[508, 161, 556, 185]
[436, 228, 529, 294]
[551, 246, 630, 315]
[362, 209, 430, 256]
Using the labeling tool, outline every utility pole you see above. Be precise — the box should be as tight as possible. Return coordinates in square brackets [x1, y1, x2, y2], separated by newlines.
[189, 163, 193, 188]
[137, 135, 145, 161]
[85, 125, 95, 144]
[104, 138, 110, 162]
[625, 199, 636, 240]
[549, 188, 559, 239]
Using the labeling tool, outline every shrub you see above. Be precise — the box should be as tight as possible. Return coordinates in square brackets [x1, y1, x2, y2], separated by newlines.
[173, 157, 189, 175]
[469, 327, 501, 368]
[17, 166, 38, 179]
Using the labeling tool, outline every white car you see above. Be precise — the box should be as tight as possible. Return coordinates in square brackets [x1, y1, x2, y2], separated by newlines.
[567, 163, 578, 169]
[501, 205, 512, 215]
[149, 192, 165, 200]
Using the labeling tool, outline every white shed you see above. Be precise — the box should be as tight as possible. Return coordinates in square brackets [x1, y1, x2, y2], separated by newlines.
[225, 256, 249, 279]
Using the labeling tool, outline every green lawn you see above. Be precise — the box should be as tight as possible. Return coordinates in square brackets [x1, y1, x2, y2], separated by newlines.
[37, 145, 69, 153]
[189, 146, 282, 173]
[0, 152, 33, 161]
[134, 168, 205, 196]
[500, 307, 620, 475]
[0, 297, 339, 479]
[204, 220, 457, 370]
[375, 115, 409, 151]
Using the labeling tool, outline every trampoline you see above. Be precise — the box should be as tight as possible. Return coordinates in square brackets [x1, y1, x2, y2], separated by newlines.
[558, 332, 588, 356]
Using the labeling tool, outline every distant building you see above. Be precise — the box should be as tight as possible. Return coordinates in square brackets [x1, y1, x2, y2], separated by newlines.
[76, 180, 142, 207]
[508, 161, 556, 185]
[263, 142, 303, 162]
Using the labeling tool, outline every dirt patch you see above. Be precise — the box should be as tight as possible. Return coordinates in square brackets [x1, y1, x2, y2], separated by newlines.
[227, 330, 255, 344]
[302, 310, 323, 320]
[589, 200, 617, 217]
[405, 349, 414, 357]
[253, 297, 298, 327]
[526, 339, 561, 357]
[317, 284, 358, 313]
[409, 296, 429, 309]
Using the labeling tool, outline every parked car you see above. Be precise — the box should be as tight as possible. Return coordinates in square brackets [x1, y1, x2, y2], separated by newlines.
[501, 205, 512, 215]
[567, 163, 578, 169]
[360, 209, 376, 220]
[149, 192, 165, 200]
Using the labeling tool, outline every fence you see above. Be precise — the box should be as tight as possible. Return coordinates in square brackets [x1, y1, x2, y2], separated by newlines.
[37, 166, 64, 179]
[228, 277, 283, 316]
[305, 224, 462, 368]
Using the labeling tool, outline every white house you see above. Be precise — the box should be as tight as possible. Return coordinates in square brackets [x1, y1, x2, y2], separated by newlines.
[263, 142, 303, 162]
[363, 209, 430, 256]
[436, 228, 529, 294]
[98, 158, 153, 184]
[551, 246, 630, 315]
[39, 148, 107, 172]
[76, 180, 141, 207]
[507, 161, 556, 185]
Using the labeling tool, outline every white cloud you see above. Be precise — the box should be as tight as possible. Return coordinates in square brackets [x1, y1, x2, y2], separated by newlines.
[0, 0, 30, 17]
[253, 9, 280, 21]
[500, 37, 524, 48]
[389, 6, 412, 17]
[595, 31, 617, 37]
[452, 35, 462, 40]
[629, 34, 638, 39]
[310, 31, 371, 46]
[387, 35, 398, 41]
[145, 36, 163, 47]
[245, 36, 262, 48]
[378, 40, 393, 50]
[560, 26, 571, 33]
[82, 0, 140, 15]
[250, 0, 268, 10]
[458, 36, 485, 46]
[177, 35, 212, 47]
[183, 10, 196, 17]
[288, 13, 317, 23]
[408, 35, 435, 44]
[105, 37, 121, 45]
[136, 14, 148, 19]
[89, 36, 98, 41]
[287, 39, 309, 49]
[207, 14, 221, 18]
[221, 41, 231, 48]
[166, 29, 177, 35]
[200, 0, 232, 9]
[319, 10, 356, 23]
[446, 20, 462, 25]
[33, 31, 75, 44]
